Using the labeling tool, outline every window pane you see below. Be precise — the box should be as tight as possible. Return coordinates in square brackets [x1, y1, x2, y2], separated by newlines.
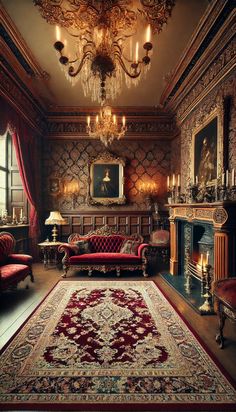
[0, 135, 6, 168]
[0, 169, 6, 212]
[0, 187, 6, 212]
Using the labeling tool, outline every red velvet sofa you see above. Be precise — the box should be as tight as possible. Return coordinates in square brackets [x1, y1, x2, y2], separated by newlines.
[0, 232, 33, 292]
[58, 225, 149, 278]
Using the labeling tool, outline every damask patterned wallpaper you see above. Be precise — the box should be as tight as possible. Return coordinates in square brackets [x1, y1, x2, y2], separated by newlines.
[42, 139, 171, 211]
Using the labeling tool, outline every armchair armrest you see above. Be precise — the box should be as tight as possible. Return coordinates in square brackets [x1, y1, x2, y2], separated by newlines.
[8, 254, 33, 266]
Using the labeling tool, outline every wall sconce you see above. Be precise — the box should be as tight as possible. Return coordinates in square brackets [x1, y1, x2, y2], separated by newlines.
[139, 181, 158, 208]
[63, 180, 79, 209]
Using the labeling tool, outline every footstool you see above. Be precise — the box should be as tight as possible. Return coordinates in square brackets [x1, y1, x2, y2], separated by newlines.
[214, 278, 236, 349]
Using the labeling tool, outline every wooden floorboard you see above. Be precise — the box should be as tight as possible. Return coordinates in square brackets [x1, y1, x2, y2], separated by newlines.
[0, 262, 235, 382]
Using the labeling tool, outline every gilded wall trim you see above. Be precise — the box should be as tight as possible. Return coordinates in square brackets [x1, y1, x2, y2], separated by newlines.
[160, 0, 236, 122]
[169, 204, 228, 227]
[0, 65, 46, 133]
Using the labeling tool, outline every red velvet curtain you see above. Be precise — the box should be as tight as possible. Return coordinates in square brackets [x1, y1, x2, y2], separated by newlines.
[0, 96, 41, 258]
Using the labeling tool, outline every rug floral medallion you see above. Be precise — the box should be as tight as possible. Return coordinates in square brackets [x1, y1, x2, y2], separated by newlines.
[0, 280, 235, 410]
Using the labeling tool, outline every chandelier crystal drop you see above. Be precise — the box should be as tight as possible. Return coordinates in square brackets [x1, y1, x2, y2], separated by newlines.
[87, 104, 127, 147]
[34, 0, 175, 103]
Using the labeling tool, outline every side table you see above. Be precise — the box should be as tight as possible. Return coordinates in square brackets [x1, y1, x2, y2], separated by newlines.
[38, 241, 63, 269]
[148, 242, 169, 262]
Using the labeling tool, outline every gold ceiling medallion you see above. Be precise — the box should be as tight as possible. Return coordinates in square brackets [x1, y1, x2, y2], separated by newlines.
[34, 0, 175, 103]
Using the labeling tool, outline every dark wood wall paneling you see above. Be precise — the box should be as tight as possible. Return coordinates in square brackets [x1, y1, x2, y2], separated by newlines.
[43, 211, 169, 243]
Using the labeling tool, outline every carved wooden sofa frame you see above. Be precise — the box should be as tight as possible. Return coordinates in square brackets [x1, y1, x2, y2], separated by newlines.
[58, 225, 149, 278]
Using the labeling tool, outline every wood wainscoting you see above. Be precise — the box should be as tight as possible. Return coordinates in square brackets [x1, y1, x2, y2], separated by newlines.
[59, 211, 157, 243]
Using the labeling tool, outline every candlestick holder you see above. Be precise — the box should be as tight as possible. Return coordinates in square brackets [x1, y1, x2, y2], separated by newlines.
[189, 183, 198, 203]
[218, 185, 228, 201]
[214, 183, 218, 202]
[12, 217, 18, 225]
[171, 186, 176, 203]
[176, 186, 182, 203]
[199, 264, 213, 314]
[229, 185, 236, 201]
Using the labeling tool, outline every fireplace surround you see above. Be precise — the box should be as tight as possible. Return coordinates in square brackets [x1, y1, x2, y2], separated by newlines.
[168, 202, 236, 281]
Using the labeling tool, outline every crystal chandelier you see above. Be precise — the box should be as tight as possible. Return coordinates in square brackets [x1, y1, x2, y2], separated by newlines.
[87, 104, 127, 147]
[34, 0, 175, 103]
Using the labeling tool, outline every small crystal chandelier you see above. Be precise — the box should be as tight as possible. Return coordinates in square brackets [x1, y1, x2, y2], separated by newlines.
[87, 104, 127, 147]
[34, 0, 175, 103]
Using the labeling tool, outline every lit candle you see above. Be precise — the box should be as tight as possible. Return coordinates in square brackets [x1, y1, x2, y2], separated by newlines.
[222, 172, 225, 186]
[232, 168, 235, 186]
[226, 169, 229, 187]
[87, 116, 90, 126]
[122, 116, 126, 127]
[135, 42, 139, 63]
[146, 24, 151, 43]
[172, 174, 175, 187]
[12, 207, 15, 219]
[200, 253, 203, 268]
[177, 174, 180, 187]
[20, 208, 23, 219]
[113, 114, 116, 124]
[206, 251, 209, 265]
[167, 175, 170, 189]
[55, 25, 61, 42]
[96, 115, 99, 123]
[195, 176, 198, 185]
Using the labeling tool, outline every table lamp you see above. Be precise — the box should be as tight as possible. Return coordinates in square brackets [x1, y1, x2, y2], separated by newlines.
[45, 211, 67, 242]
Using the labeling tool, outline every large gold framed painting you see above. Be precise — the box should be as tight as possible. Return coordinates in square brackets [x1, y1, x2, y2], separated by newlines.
[87, 152, 126, 206]
[192, 105, 224, 187]
[0, 281, 235, 411]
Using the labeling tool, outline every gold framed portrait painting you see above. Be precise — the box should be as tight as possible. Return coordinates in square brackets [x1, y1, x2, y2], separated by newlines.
[192, 107, 223, 186]
[88, 152, 126, 205]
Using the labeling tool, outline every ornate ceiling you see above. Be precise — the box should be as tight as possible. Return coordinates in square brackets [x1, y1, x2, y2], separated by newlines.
[1, 0, 209, 109]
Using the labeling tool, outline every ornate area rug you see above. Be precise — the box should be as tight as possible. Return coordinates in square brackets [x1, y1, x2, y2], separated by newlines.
[0, 281, 235, 411]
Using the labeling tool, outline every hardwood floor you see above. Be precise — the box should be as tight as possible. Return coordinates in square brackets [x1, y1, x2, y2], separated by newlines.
[1, 262, 236, 384]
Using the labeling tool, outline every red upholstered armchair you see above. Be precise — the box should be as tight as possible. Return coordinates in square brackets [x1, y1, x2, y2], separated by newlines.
[0, 232, 34, 292]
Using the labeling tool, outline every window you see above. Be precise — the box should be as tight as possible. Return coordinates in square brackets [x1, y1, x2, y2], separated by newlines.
[0, 133, 27, 222]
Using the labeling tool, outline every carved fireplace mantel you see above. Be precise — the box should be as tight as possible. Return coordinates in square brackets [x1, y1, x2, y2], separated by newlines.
[167, 202, 236, 280]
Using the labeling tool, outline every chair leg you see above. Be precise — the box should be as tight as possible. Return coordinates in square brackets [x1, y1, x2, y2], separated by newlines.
[216, 305, 226, 349]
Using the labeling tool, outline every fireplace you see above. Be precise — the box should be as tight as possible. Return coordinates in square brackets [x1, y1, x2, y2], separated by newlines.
[169, 202, 236, 281]
[182, 222, 214, 276]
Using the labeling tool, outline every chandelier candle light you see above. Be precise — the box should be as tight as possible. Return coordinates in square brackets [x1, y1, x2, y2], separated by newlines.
[34, 0, 175, 103]
[87, 106, 126, 147]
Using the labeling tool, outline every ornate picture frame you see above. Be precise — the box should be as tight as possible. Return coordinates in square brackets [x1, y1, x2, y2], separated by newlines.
[192, 105, 224, 187]
[48, 177, 62, 196]
[87, 152, 126, 205]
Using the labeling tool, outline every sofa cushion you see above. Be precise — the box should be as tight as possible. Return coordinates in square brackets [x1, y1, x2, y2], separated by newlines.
[120, 239, 140, 255]
[76, 240, 91, 255]
[69, 252, 141, 265]
[89, 235, 125, 253]
[0, 264, 30, 289]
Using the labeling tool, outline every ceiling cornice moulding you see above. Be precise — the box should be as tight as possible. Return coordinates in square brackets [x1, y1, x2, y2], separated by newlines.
[0, 4, 48, 80]
[160, 0, 235, 109]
